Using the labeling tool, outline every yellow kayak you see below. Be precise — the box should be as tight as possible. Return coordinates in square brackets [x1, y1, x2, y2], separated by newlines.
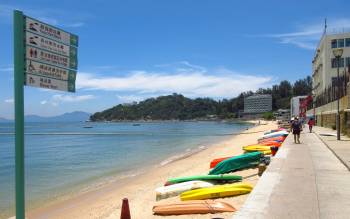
[180, 183, 253, 201]
[242, 145, 271, 155]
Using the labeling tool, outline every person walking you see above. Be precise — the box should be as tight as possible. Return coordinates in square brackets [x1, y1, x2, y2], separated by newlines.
[308, 118, 315, 133]
[291, 117, 302, 143]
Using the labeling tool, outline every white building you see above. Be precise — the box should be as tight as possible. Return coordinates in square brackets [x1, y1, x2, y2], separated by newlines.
[244, 94, 272, 114]
[290, 96, 307, 118]
[309, 29, 350, 131]
[312, 32, 350, 98]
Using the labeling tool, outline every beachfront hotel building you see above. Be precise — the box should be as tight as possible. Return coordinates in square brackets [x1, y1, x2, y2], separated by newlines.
[309, 30, 350, 135]
[244, 94, 272, 115]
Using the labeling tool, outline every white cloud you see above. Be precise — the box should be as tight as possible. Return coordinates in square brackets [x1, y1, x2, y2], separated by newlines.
[52, 94, 95, 102]
[116, 95, 150, 103]
[155, 61, 207, 72]
[264, 18, 350, 50]
[76, 66, 273, 99]
[4, 98, 14, 103]
[41, 94, 95, 106]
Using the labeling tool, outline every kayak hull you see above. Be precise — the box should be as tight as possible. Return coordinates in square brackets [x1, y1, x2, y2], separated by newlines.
[156, 180, 214, 201]
[153, 200, 236, 215]
[209, 152, 263, 175]
[259, 141, 282, 147]
[180, 183, 253, 200]
[209, 156, 232, 169]
[260, 131, 288, 140]
[243, 145, 272, 155]
[165, 174, 242, 186]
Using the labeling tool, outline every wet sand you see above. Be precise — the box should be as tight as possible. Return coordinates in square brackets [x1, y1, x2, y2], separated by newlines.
[27, 121, 276, 219]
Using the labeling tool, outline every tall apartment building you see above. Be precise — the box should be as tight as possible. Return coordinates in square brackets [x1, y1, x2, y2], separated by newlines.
[310, 30, 350, 135]
[312, 32, 350, 98]
[244, 94, 272, 114]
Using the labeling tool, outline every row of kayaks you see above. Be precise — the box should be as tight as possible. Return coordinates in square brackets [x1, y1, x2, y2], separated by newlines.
[153, 180, 253, 215]
[152, 127, 289, 215]
[156, 180, 253, 201]
[208, 131, 287, 169]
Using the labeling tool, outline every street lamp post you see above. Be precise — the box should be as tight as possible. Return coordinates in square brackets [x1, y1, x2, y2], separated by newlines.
[333, 48, 343, 140]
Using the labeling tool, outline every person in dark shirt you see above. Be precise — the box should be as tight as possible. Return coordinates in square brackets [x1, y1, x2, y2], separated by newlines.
[291, 117, 302, 143]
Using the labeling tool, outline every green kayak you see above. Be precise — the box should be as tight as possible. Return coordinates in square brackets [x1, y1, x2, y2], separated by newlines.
[164, 174, 242, 186]
[209, 152, 263, 175]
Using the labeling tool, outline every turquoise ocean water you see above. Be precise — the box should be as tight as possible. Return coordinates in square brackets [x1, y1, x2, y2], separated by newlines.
[0, 121, 252, 218]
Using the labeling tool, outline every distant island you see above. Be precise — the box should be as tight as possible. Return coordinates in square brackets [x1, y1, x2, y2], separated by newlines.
[0, 111, 90, 123]
[0, 117, 12, 123]
[90, 76, 312, 121]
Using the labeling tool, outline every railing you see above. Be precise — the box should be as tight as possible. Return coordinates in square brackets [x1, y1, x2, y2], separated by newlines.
[314, 70, 349, 108]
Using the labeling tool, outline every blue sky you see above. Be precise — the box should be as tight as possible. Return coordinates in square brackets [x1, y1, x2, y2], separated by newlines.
[1, 0, 350, 118]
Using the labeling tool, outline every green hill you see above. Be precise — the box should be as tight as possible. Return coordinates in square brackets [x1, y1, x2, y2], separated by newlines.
[90, 76, 312, 121]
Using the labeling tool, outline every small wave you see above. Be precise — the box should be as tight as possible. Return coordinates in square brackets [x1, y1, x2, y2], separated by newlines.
[160, 145, 208, 166]
[74, 170, 144, 195]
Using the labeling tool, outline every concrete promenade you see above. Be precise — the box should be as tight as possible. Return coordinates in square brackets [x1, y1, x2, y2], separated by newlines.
[312, 126, 350, 170]
[234, 127, 350, 219]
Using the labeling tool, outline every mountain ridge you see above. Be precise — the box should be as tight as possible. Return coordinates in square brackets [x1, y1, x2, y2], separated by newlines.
[0, 111, 90, 122]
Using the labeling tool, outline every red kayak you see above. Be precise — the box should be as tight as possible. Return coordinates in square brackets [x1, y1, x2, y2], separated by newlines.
[258, 136, 285, 143]
[260, 141, 282, 147]
[209, 156, 232, 169]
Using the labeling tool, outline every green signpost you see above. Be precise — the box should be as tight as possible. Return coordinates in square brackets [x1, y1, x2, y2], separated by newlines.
[13, 10, 79, 219]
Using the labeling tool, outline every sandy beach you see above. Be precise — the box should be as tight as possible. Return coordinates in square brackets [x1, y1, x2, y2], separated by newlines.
[27, 121, 276, 219]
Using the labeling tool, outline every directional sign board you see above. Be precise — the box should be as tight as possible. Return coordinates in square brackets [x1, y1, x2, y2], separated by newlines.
[26, 45, 77, 69]
[26, 31, 77, 57]
[24, 16, 78, 92]
[25, 17, 78, 46]
[26, 59, 76, 81]
[13, 11, 80, 219]
[26, 74, 75, 92]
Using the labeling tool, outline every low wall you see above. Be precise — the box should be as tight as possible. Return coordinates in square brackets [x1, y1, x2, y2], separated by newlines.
[306, 82, 350, 136]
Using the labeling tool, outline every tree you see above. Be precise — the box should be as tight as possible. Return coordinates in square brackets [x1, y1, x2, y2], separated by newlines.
[278, 80, 292, 98]
[293, 76, 312, 96]
[90, 76, 312, 121]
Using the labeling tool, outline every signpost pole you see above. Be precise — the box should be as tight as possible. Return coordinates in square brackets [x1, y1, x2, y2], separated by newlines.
[14, 10, 25, 219]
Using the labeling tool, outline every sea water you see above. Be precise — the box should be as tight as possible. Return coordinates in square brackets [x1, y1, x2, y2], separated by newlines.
[0, 121, 252, 218]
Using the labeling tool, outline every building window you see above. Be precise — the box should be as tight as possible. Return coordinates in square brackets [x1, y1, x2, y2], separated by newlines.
[331, 39, 337, 48]
[331, 58, 345, 68]
[338, 39, 345, 47]
[346, 38, 350, 47]
[346, 57, 350, 67]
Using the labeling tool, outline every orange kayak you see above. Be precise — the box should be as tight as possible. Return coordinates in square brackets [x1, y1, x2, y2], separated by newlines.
[153, 200, 236, 215]
[209, 156, 232, 168]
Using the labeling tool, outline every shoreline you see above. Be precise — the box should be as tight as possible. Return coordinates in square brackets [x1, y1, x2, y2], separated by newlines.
[27, 121, 275, 219]
[87, 119, 257, 123]
[1, 121, 252, 219]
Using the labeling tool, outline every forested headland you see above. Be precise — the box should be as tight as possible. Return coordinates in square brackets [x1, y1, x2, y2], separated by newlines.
[90, 76, 312, 121]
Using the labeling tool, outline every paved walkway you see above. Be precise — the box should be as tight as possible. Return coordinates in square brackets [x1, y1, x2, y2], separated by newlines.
[234, 128, 350, 219]
[312, 126, 350, 170]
